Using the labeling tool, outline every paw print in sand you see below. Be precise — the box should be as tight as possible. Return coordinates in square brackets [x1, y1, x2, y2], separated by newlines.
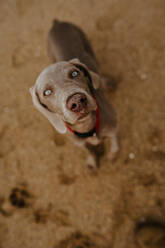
[135, 220, 165, 248]
[9, 187, 32, 208]
[0, 185, 33, 216]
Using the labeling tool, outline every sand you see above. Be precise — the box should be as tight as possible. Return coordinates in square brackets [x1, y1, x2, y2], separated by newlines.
[0, 0, 165, 247]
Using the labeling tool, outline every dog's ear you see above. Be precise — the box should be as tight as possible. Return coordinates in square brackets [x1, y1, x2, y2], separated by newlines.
[70, 58, 100, 90]
[29, 86, 67, 134]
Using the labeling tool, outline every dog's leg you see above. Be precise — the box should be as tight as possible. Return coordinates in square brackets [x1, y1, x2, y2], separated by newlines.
[85, 142, 104, 169]
[86, 153, 97, 170]
[85, 143, 97, 169]
[107, 130, 120, 161]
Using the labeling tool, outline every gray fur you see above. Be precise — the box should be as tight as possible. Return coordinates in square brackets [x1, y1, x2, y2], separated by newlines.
[30, 20, 119, 169]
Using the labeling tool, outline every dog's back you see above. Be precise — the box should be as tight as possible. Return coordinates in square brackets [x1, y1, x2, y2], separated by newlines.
[47, 19, 98, 72]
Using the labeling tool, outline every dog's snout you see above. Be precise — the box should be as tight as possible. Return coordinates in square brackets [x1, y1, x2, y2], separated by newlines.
[67, 93, 87, 113]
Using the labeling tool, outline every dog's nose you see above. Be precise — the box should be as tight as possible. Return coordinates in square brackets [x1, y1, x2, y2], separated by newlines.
[67, 93, 87, 113]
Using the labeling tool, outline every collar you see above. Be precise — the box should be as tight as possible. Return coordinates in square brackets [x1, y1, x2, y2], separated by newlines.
[65, 104, 100, 139]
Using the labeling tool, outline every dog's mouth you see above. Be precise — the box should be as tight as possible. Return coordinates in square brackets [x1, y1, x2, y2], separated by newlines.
[77, 111, 90, 121]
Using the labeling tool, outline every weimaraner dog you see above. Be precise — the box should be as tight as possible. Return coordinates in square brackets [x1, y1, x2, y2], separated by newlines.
[30, 19, 119, 169]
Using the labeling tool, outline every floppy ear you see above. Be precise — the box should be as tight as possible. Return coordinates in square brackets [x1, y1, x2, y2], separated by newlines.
[29, 86, 67, 134]
[70, 58, 100, 90]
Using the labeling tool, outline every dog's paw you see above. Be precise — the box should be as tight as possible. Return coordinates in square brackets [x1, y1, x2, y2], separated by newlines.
[107, 150, 119, 162]
[86, 156, 97, 170]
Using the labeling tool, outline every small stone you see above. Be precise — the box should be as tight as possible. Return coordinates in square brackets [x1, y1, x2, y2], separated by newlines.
[129, 153, 135, 160]
[137, 70, 147, 80]
[4, 107, 9, 113]
[0, 201, 14, 216]
[140, 73, 147, 80]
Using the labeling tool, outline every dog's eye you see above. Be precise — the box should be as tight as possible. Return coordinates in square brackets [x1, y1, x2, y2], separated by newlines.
[71, 70, 79, 78]
[44, 89, 52, 96]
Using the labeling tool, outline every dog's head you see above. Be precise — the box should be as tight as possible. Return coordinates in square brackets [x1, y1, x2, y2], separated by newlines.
[30, 59, 101, 134]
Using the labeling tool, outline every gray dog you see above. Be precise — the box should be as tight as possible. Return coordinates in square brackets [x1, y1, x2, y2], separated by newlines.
[30, 20, 119, 169]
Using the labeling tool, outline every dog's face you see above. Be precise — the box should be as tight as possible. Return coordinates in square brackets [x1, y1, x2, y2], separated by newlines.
[30, 59, 100, 133]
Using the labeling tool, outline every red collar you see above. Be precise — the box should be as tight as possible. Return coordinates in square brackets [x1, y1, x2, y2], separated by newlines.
[65, 104, 100, 138]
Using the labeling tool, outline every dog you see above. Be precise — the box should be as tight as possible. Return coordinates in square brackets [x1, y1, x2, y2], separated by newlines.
[30, 19, 119, 169]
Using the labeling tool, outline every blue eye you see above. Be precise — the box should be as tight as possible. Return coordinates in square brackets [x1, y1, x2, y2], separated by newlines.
[72, 70, 78, 77]
[44, 89, 52, 96]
